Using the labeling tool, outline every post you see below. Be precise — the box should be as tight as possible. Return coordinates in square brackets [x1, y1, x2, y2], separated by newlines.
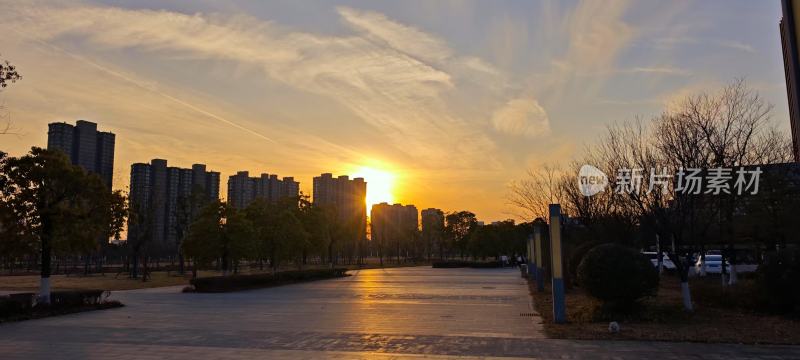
[534, 223, 545, 292]
[549, 204, 566, 324]
[527, 234, 536, 279]
[656, 234, 663, 275]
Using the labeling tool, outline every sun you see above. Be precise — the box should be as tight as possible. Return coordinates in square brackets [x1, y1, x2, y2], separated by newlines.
[352, 166, 395, 209]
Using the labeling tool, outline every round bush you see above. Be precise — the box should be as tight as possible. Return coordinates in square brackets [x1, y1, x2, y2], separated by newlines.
[577, 244, 659, 308]
[754, 251, 800, 315]
[568, 241, 603, 285]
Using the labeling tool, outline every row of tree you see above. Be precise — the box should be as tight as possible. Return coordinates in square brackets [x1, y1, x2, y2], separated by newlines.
[179, 202, 528, 275]
[0, 148, 127, 302]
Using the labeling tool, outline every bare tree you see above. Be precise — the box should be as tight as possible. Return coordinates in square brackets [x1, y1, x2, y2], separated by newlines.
[0, 55, 21, 135]
[509, 79, 793, 312]
[508, 164, 564, 221]
[0, 57, 21, 90]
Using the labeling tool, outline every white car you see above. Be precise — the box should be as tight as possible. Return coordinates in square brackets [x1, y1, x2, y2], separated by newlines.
[642, 252, 676, 270]
[694, 254, 758, 274]
[695, 254, 727, 274]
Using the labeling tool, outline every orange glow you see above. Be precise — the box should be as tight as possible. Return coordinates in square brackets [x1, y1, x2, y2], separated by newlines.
[352, 165, 395, 209]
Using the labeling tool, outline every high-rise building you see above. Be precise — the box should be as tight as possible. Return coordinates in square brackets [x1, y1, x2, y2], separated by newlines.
[127, 159, 220, 254]
[781, 0, 800, 162]
[370, 202, 418, 260]
[421, 208, 445, 258]
[227, 171, 300, 209]
[313, 173, 367, 248]
[313, 173, 366, 219]
[47, 120, 116, 187]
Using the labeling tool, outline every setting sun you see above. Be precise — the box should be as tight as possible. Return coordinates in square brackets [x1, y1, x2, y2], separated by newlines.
[352, 166, 395, 209]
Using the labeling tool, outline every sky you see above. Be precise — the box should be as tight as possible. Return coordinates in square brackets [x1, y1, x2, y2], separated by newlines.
[0, 0, 793, 222]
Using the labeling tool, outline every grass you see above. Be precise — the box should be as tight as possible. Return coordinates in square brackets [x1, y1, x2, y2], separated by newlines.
[529, 275, 800, 344]
[0, 272, 193, 292]
[0, 261, 430, 292]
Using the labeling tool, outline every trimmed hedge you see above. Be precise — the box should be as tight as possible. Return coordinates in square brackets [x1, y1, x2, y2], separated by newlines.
[577, 244, 659, 310]
[1, 289, 117, 321]
[190, 268, 349, 293]
[431, 260, 502, 268]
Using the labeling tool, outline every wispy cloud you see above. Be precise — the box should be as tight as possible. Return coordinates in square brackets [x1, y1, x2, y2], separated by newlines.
[717, 40, 755, 54]
[1, 2, 537, 170]
[652, 36, 756, 54]
[625, 66, 691, 76]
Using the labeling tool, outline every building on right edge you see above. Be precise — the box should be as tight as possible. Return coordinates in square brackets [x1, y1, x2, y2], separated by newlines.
[780, 0, 800, 162]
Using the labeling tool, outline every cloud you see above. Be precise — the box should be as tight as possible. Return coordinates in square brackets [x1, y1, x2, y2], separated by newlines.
[717, 40, 755, 54]
[652, 37, 755, 54]
[561, 0, 635, 75]
[540, 0, 637, 103]
[491, 98, 550, 138]
[1, 2, 523, 170]
[625, 67, 691, 76]
[337, 7, 452, 64]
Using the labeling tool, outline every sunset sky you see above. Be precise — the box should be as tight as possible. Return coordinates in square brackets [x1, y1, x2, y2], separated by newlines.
[0, 0, 792, 222]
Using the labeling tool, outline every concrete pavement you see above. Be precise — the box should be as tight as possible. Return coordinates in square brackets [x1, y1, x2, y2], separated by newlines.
[0, 266, 797, 359]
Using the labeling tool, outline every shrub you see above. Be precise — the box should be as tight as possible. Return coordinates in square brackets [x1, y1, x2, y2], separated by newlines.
[567, 241, 603, 285]
[1, 290, 119, 321]
[753, 251, 800, 316]
[431, 260, 502, 268]
[190, 268, 348, 293]
[577, 244, 659, 310]
[0, 300, 22, 317]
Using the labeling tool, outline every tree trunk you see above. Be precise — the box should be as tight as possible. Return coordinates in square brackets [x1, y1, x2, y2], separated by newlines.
[131, 255, 139, 279]
[39, 217, 53, 305]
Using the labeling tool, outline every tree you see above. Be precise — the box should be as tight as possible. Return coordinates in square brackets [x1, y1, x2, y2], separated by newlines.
[508, 164, 563, 221]
[0, 148, 120, 303]
[421, 210, 444, 260]
[296, 194, 328, 267]
[244, 198, 309, 273]
[509, 79, 793, 312]
[172, 186, 209, 275]
[0, 56, 21, 89]
[444, 211, 477, 259]
[0, 55, 22, 135]
[184, 201, 254, 276]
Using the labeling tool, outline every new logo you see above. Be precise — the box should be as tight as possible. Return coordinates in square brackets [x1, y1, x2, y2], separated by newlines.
[578, 164, 608, 197]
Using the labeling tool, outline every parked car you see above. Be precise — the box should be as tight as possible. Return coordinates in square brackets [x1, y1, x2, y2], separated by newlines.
[695, 254, 727, 274]
[694, 252, 759, 274]
[642, 252, 676, 270]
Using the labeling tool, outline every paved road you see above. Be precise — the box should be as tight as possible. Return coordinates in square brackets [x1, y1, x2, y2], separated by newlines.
[0, 266, 798, 359]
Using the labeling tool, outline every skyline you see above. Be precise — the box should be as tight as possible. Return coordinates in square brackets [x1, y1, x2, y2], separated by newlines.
[0, 0, 795, 222]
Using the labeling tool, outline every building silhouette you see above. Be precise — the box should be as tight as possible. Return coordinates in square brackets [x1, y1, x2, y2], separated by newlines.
[371, 202, 419, 261]
[781, 0, 800, 162]
[128, 159, 220, 254]
[47, 120, 115, 187]
[421, 208, 445, 259]
[227, 171, 300, 209]
[313, 173, 367, 256]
